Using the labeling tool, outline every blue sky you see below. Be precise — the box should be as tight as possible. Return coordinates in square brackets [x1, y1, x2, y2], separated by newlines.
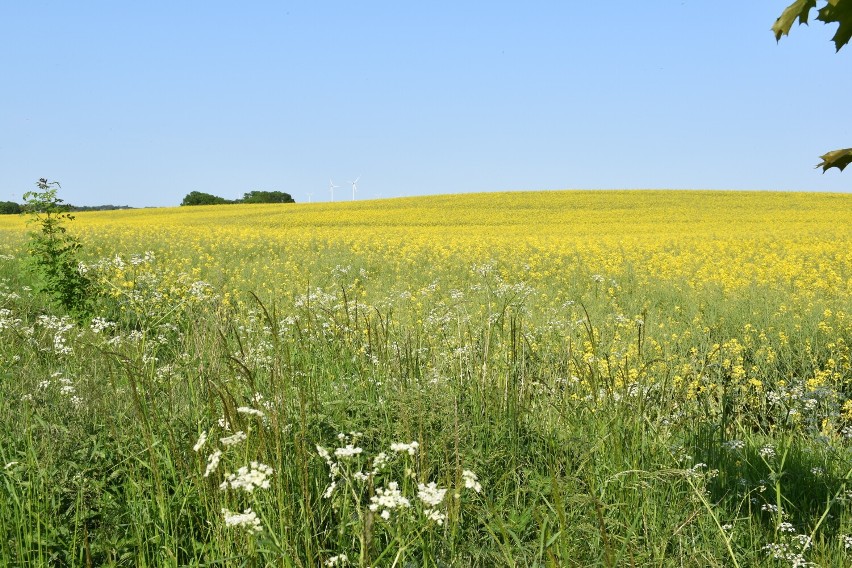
[1, 1, 849, 207]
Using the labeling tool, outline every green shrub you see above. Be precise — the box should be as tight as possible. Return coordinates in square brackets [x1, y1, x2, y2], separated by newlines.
[23, 179, 94, 317]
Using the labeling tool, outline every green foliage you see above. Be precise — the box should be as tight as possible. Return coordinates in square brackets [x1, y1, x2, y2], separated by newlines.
[0, 201, 22, 215]
[181, 191, 231, 206]
[774, 0, 851, 172]
[818, 147, 852, 172]
[22, 179, 94, 316]
[773, 0, 852, 50]
[181, 190, 296, 206]
[241, 190, 295, 204]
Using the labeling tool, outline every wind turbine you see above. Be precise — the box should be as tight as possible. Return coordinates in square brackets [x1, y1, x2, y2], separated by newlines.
[329, 179, 339, 202]
[349, 176, 361, 201]
[307, 191, 314, 203]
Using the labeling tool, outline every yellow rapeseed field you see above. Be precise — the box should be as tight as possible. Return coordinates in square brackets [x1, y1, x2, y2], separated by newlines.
[2, 190, 850, 301]
[2, 190, 852, 565]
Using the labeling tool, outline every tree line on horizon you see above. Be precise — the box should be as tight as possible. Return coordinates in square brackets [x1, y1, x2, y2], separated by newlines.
[0, 190, 296, 215]
[0, 201, 133, 215]
[181, 190, 295, 206]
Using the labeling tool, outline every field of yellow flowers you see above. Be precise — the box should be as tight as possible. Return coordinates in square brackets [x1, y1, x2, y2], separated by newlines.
[0, 189, 851, 566]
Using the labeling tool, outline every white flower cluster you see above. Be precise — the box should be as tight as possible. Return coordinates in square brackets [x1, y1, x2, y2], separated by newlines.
[390, 441, 419, 455]
[193, 431, 208, 453]
[417, 482, 447, 507]
[723, 439, 745, 451]
[758, 445, 776, 460]
[89, 317, 116, 334]
[219, 431, 247, 447]
[222, 508, 262, 534]
[334, 444, 363, 458]
[316, 434, 482, 531]
[369, 482, 411, 520]
[462, 469, 482, 493]
[325, 553, 349, 566]
[204, 450, 222, 478]
[316, 444, 339, 498]
[236, 406, 264, 418]
[219, 461, 273, 493]
[418, 482, 448, 525]
[423, 507, 447, 525]
[762, 543, 813, 567]
[0, 308, 22, 331]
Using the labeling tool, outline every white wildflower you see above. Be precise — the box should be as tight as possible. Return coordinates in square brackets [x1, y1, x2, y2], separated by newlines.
[325, 553, 349, 566]
[390, 441, 419, 455]
[323, 480, 337, 498]
[219, 431, 247, 446]
[204, 450, 222, 477]
[423, 508, 447, 525]
[237, 406, 264, 418]
[462, 469, 482, 493]
[334, 444, 363, 458]
[89, 317, 115, 334]
[316, 444, 331, 461]
[417, 482, 447, 507]
[193, 431, 208, 452]
[369, 481, 410, 519]
[219, 461, 273, 493]
[222, 508, 262, 534]
[371, 451, 389, 474]
[759, 445, 776, 460]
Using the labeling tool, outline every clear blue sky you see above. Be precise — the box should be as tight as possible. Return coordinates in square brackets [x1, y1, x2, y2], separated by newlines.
[1, 1, 850, 207]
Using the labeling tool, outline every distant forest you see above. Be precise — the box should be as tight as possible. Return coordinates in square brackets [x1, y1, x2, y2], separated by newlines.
[0, 190, 295, 214]
[181, 190, 295, 206]
[0, 201, 133, 215]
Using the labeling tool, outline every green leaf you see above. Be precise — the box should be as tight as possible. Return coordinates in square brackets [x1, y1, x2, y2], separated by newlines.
[773, 0, 818, 41]
[817, 0, 852, 50]
[816, 147, 852, 171]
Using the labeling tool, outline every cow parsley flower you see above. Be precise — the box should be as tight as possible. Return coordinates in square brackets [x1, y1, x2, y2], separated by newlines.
[334, 444, 363, 458]
[423, 508, 447, 525]
[417, 482, 447, 507]
[325, 553, 349, 566]
[219, 461, 273, 493]
[369, 481, 410, 519]
[220, 431, 247, 446]
[204, 450, 222, 477]
[237, 406, 264, 418]
[222, 508, 262, 533]
[193, 431, 208, 452]
[390, 441, 419, 455]
[462, 470, 482, 493]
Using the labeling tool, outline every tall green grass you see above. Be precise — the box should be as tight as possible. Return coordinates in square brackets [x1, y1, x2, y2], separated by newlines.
[0, 238, 850, 567]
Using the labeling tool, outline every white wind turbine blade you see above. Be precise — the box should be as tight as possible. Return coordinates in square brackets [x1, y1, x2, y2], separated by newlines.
[349, 176, 361, 201]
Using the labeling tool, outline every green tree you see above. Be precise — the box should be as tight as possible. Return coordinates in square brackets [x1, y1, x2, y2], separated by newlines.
[180, 191, 230, 206]
[240, 190, 295, 204]
[0, 201, 21, 214]
[773, 0, 852, 171]
[23, 179, 94, 316]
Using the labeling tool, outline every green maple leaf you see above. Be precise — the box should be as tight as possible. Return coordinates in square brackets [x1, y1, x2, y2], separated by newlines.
[817, 148, 852, 172]
[817, 0, 852, 50]
[773, 0, 818, 41]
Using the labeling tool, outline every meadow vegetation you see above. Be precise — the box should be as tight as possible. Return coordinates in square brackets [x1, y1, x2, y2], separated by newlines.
[0, 189, 850, 566]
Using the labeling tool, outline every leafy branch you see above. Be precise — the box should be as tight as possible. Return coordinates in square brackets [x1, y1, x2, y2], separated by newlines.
[773, 0, 852, 172]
